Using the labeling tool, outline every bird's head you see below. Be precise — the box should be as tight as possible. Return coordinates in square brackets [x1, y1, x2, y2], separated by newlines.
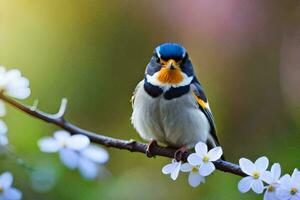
[145, 43, 194, 91]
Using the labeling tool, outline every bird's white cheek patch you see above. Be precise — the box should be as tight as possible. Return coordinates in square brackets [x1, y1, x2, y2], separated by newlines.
[146, 70, 193, 91]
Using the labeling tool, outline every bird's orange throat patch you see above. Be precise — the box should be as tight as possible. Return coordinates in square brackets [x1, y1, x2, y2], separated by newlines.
[156, 67, 184, 84]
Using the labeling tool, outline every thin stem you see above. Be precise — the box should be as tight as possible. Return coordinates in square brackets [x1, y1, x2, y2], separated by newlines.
[0, 94, 246, 177]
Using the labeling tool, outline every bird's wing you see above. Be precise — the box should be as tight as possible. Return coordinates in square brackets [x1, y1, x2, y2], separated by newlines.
[191, 82, 221, 147]
[131, 80, 143, 108]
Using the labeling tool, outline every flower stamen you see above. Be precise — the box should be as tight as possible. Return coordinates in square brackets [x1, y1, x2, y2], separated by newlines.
[291, 188, 298, 195]
[58, 141, 66, 148]
[252, 172, 260, 179]
[202, 156, 209, 163]
[192, 167, 199, 173]
[268, 185, 274, 192]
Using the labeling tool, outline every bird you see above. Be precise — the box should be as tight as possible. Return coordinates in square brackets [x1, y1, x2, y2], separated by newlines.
[131, 43, 223, 160]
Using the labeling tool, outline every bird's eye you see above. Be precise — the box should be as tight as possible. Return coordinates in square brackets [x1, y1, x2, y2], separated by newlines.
[153, 53, 160, 63]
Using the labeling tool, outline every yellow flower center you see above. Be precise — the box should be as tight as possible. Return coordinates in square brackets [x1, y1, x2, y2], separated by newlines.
[192, 167, 199, 173]
[268, 185, 274, 192]
[203, 156, 209, 163]
[291, 188, 298, 195]
[252, 172, 260, 179]
[59, 141, 66, 148]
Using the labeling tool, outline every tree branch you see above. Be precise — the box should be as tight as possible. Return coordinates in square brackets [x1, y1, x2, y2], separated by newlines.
[0, 94, 246, 177]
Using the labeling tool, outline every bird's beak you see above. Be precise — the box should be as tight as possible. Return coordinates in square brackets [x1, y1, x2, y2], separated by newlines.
[163, 59, 180, 70]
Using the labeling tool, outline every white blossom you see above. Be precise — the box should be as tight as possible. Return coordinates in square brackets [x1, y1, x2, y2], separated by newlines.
[38, 130, 90, 169]
[238, 156, 270, 194]
[0, 66, 31, 117]
[263, 163, 281, 200]
[0, 172, 22, 200]
[38, 130, 109, 179]
[162, 160, 182, 180]
[0, 120, 8, 146]
[0, 66, 31, 99]
[187, 142, 223, 176]
[78, 145, 109, 180]
[276, 169, 300, 200]
[180, 162, 206, 187]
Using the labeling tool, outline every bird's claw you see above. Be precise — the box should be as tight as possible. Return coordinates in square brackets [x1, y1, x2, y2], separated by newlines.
[174, 146, 188, 161]
[146, 140, 158, 158]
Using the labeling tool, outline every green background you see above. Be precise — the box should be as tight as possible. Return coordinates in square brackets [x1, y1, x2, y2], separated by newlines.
[1, 0, 300, 199]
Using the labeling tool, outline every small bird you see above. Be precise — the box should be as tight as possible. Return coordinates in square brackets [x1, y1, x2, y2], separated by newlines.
[131, 43, 222, 159]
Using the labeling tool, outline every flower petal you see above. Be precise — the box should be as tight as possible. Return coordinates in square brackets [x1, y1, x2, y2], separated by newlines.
[188, 172, 205, 187]
[66, 134, 90, 150]
[78, 157, 99, 180]
[276, 187, 292, 200]
[181, 163, 193, 172]
[0, 172, 13, 190]
[291, 195, 300, 200]
[3, 188, 22, 200]
[264, 189, 278, 200]
[7, 77, 29, 90]
[59, 148, 79, 169]
[0, 120, 8, 135]
[280, 174, 292, 190]
[80, 145, 109, 164]
[162, 162, 177, 175]
[54, 130, 71, 142]
[255, 156, 269, 172]
[38, 137, 60, 153]
[239, 158, 255, 175]
[170, 161, 181, 180]
[271, 163, 281, 181]
[7, 88, 31, 99]
[252, 179, 264, 194]
[238, 176, 253, 193]
[195, 142, 208, 157]
[199, 162, 215, 176]
[291, 169, 300, 189]
[187, 153, 202, 166]
[261, 171, 273, 184]
[4, 69, 21, 82]
[0, 135, 9, 146]
[207, 147, 223, 161]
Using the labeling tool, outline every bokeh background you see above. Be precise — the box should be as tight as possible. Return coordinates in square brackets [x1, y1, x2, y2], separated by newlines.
[1, 0, 300, 199]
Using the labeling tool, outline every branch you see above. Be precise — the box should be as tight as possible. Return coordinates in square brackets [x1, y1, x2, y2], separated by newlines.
[0, 94, 246, 177]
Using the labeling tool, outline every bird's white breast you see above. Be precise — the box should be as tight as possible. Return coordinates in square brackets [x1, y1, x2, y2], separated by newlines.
[131, 81, 210, 148]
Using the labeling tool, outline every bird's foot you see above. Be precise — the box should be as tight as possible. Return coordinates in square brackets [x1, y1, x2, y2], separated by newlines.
[146, 139, 158, 158]
[174, 146, 188, 161]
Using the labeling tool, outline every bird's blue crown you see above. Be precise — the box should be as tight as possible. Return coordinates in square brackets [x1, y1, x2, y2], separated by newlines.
[155, 43, 186, 61]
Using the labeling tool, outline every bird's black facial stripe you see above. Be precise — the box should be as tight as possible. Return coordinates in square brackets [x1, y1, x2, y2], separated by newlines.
[144, 76, 163, 97]
[164, 85, 190, 99]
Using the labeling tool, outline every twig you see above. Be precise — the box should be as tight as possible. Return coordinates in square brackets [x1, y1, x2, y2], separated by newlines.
[30, 99, 39, 111]
[0, 94, 246, 177]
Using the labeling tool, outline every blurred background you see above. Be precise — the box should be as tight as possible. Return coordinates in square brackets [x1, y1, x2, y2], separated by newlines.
[1, 0, 300, 199]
